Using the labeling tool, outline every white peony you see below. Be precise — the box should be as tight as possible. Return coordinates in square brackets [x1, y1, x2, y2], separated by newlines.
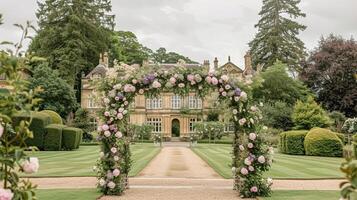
[258, 156, 266, 164]
[115, 131, 123, 138]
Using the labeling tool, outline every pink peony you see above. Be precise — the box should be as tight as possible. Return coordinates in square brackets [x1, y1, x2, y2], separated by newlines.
[22, 157, 39, 174]
[248, 166, 255, 172]
[247, 143, 254, 149]
[0, 188, 14, 200]
[117, 113, 123, 120]
[249, 133, 257, 141]
[239, 145, 245, 151]
[0, 123, 4, 138]
[115, 131, 123, 138]
[152, 80, 162, 88]
[102, 124, 109, 131]
[123, 84, 136, 93]
[239, 118, 247, 126]
[111, 147, 117, 154]
[187, 74, 195, 82]
[104, 131, 111, 137]
[211, 77, 218, 85]
[240, 167, 249, 175]
[113, 169, 120, 177]
[169, 77, 177, 84]
[258, 156, 266, 164]
[107, 181, 116, 189]
[250, 186, 258, 193]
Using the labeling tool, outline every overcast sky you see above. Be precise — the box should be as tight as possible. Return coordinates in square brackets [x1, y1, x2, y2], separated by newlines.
[0, 0, 356, 67]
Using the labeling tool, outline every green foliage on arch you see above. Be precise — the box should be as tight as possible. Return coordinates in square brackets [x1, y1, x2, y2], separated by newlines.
[94, 66, 273, 198]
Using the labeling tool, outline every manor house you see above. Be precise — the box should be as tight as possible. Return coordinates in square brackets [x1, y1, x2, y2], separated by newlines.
[81, 52, 256, 141]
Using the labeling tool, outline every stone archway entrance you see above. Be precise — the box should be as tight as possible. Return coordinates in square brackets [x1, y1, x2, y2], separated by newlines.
[171, 119, 180, 137]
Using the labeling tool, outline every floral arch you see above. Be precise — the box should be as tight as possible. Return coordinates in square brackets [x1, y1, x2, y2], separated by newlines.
[95, 65, 273, 198]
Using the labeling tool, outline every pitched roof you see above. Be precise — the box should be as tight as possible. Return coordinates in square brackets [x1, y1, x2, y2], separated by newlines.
[85, 64, 107, 78]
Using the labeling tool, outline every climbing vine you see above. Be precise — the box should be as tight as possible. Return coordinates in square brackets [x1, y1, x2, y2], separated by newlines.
[94, 65, 273, 198]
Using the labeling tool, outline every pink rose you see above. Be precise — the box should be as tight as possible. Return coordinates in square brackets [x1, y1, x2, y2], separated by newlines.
[250, 186, 258, 193]
[152, 80, 162, 88]
[0, 188, 14, 200]
[249, 133, 257, 141]
[239, 118, 247, 126]
[111, 147, 117, 154]
[221, 91, 227, 96]
[211, 77, 218, 85]
[219, 88, 224, 92]
[104, 131, 111, 137]
[258, 156, 266, 164]
[221, 75, 229, 82]
[239, 145, 245, 151]
[113, 169, 120, 177]
[240, 167, 249, 175]
[248, 143, 254, 149]
[169, 77, 177, 84]
[187, 74, 195, 82]
[22, 157, 39, 174]
[118, 108, 124, 113]
[115, 131, 123, 138]
[107, 181, 116, 189]
[117, 113, 123, 120]
[102, 124, 109, 131]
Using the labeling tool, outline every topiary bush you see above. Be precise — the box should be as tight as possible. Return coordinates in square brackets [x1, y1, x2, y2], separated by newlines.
[44, 124, 64, 151]
[284, 130, 308, 155]
[279, 132, 287, 153]
[13, 112, 52, 149]
[304, 128, 343, 157]
[62, 127, 82, 150]
[40, 110, 63, 124]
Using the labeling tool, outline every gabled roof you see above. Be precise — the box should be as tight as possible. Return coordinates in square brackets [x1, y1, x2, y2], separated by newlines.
[85, 64, 107, 78]
[220, 61, 243, 72]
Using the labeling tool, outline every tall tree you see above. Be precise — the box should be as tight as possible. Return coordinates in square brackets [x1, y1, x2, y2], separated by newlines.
[151, 47, 197, 64]
[30, 0, 114, 87]
[110, 31, 152, 65]
[249, 0, 306, 73]
[300, 35, 357, 117]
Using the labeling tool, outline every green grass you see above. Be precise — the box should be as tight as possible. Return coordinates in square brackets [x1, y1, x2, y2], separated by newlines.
[259, 190, 340, 200]
[37, 189, 100, 200]
[35, 189, 341, 200]
[192, 144, 344, 179]
[24, 143, 160, 177]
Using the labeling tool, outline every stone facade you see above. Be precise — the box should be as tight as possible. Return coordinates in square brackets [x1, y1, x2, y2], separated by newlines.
[81, 52, 256, 140]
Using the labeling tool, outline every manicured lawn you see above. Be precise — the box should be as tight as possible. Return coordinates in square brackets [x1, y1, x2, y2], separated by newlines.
[192, 144, 344, 179]
[259, 190, 340, 200]
[23, 143, 160, 177]
[37, 189, 100, 200]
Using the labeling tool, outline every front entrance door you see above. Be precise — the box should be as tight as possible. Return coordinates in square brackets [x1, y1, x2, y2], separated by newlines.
[171, 119, 180, 137]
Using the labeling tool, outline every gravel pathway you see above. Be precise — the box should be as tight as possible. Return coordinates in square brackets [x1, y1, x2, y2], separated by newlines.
[27, 145, 343, 199]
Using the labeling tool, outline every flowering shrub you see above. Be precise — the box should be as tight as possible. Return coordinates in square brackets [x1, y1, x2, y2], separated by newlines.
[95, 66, 272, 197]
[0, 53, 41, 199]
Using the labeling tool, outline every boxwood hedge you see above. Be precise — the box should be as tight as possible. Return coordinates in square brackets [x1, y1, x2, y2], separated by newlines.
[284, 130, 309, 155]
[44, 124, 65, 151]
[304, 128, 343, 157]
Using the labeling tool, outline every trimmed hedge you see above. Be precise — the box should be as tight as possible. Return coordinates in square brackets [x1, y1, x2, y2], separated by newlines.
[13, 112, 51, 149]
[334, 132, 346, 144]
[284, 130, 308, 155]
[304, 128, 343, 157]
[44, 124, 65, 151]
[40, 110, 63, 124]
[62, 127, 82, 150]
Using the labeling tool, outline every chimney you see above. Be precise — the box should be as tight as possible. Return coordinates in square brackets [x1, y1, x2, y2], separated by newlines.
[203, 60, 210, 68]
[99, 52, 109, 67]
[228, 56, 231, 62]
[214, 57, 218, 69]
[244, 51, 252, 70]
